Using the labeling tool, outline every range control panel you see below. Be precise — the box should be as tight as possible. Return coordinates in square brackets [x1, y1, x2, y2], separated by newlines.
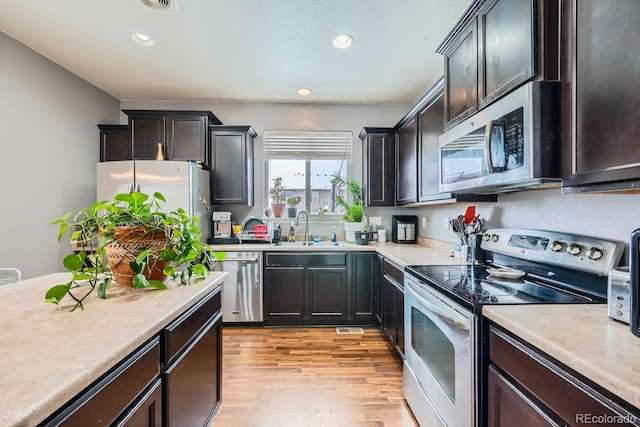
[480, 228, 625, 276]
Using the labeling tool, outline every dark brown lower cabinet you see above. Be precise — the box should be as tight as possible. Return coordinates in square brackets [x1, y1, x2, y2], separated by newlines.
[164, 311, 223, 427]
[264, 252, 377, 326]
[381, 258, 404, 359]
[114, 379, 163, 427]
[488, 367, 555, 427]
[488, 326, 639, 426]
[39, 287, 223, 427]
[41, 338, 160, 426]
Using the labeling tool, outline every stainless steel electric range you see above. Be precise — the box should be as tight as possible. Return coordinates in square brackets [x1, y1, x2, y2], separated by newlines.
[402, 228, 625, 427]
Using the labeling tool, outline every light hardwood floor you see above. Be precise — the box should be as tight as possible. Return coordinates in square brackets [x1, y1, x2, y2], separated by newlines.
[211, 326, 419, 427]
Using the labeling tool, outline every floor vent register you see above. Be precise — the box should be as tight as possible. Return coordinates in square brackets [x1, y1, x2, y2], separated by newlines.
[336, 327, 364, 334]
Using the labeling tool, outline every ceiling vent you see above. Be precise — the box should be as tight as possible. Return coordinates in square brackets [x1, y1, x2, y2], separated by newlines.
[137, 0, 180, 13]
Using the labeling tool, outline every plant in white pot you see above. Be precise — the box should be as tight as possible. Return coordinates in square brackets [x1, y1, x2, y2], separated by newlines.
[332, 172, 365, 243]
[268, 177, 287, 218]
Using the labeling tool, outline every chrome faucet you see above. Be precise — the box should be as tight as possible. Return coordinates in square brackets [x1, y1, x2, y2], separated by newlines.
[294, 210, 311, 242]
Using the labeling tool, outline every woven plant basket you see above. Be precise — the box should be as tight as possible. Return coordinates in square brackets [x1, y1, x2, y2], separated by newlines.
[103, 226, 168, 287]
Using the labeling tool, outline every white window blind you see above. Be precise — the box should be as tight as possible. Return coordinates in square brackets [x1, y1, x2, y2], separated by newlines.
[263, 130, 352, 160]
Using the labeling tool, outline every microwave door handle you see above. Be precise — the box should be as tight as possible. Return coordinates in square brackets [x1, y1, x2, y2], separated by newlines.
[407, 284, 469, 331]
[484, 120, 497, 174]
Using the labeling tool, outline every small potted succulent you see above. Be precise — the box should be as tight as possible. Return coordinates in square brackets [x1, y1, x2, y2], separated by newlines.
[47, 191, 224, 311]
[287, 196, 302, 218]
[268, 177, 287, 218]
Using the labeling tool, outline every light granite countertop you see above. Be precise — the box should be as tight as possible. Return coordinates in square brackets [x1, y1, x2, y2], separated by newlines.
[209, 240, 465, 268]
[0, 271, 227, 427]
[483, 305, 640, 410]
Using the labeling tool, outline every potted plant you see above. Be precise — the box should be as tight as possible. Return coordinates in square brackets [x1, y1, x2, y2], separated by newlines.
[287, 195, 302, 218]
[46, 191, 224, 311]
[332, 172, 366, 243]
[269, 176, 287, 218]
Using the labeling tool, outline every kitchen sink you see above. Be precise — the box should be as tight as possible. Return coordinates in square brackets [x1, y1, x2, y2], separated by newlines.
[271, 241, 344, 247]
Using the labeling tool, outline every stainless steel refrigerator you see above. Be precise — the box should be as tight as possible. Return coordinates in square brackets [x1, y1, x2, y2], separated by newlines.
[96, 160, 211, 240]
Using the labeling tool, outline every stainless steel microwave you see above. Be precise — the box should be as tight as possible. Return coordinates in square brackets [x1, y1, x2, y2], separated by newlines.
[439, 81, 561, 194]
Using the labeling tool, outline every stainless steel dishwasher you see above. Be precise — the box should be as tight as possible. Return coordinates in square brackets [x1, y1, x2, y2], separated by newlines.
[214, 251, 263, 323]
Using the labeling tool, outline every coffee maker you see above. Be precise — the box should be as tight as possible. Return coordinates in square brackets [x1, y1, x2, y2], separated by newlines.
[212, 211, 232, 238]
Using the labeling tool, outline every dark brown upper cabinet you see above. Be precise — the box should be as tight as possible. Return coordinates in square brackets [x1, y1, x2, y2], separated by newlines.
[395, 116, 418, 205]
[561, 0, 640, 193]
[442, 18, 479, 129]
[438, 0, 558, 129]
[98, 124, 130, 162]
[209, 126, 256, 206]
[121, 110, 222, 168]
[359, 128, 395, 206]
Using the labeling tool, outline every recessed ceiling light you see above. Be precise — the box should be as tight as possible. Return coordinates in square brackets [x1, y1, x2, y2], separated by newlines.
[332, 34, 353, 49]
[297, 88, 312, 97]
[132, 32, 154, 46]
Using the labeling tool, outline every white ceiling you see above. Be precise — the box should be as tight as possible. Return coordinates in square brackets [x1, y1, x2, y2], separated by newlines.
[0, 0, 472, 104]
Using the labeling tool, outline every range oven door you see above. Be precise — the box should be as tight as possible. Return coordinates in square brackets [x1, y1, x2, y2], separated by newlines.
[403, 275, 476, 427]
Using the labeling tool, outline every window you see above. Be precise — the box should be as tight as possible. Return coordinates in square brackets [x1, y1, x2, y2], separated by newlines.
[264, 131, 352, 217]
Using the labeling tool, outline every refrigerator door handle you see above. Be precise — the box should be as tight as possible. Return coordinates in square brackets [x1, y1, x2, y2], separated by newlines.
[134, 182, 141, 193]
[127, 181, 134, 194]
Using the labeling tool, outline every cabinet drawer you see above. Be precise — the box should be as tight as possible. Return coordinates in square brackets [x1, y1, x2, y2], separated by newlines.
[489, 327, 632, 424]
[383, 259, 404, 286]
[46, 338, 160, 426]
[163, 287, 221, 363]
[265, 252, 347, 267]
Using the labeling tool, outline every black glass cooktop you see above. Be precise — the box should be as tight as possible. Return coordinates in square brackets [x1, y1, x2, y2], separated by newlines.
[406, 264, 606, 310]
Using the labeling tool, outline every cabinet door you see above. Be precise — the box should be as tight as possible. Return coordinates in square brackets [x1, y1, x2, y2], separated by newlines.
[210, 129, 254, 205]
[308, 267, 347, 320]
[395, 285, 405, 358]
[362, 130, 395, 206]
[561, 0, 640, 190]
[382, 275, 398, 346]
[164, 312, 222, 427]
[418, 91, 446, 202]
[129, 115, 165, 160]
[478, 0, 535, 107]
[487, 366, 556, 427]
[395, 116, 418, 205]
[374, 255, 384, 324]
[444, 18, 478, 128]
[265, 267, 305, 321]
[166, 114, 207, 164]
[350, 253, 376, 322]
[99, 125, 131, 162]
[46, 338, 160, 427]
[114, 379, 162, 427]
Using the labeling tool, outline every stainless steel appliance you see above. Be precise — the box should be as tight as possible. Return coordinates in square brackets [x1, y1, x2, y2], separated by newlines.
[212, 211, 233, 237]
[214, 252, 263, 323]
[608, 266, 631, 324]
[96, 160, 211, 240]
[438, 81, 560, 194]
[404, 228, 624, 426]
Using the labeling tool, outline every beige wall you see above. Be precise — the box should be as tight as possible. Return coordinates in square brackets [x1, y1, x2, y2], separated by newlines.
[0, 32, 120, 278]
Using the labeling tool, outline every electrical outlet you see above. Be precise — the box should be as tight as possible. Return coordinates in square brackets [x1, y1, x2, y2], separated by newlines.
[421, 216, 427, 228]
[444, 216, 451, 230]
[369, 217, 382, 226]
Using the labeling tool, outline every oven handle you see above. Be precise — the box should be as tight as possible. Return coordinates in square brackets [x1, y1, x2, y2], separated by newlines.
[407, 282, 469, 332]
